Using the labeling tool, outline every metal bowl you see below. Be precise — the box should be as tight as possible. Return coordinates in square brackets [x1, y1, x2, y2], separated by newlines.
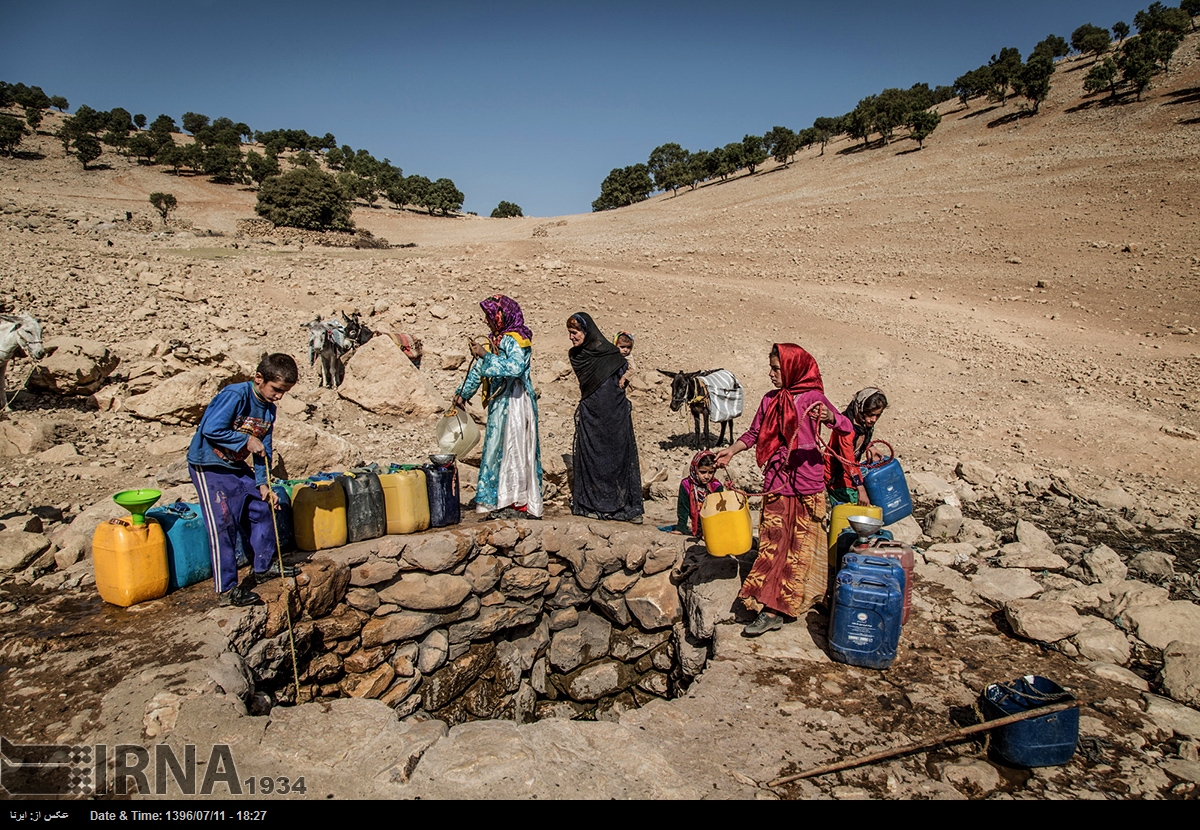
[429, 453, 456, 467]
[847, 515, 885, 538]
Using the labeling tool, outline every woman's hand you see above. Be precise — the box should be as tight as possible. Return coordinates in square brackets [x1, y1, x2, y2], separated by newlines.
[469, 341, 488, 359]
[453, 394, 467, 410]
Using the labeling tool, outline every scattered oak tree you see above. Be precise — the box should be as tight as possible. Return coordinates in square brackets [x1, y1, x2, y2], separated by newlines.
[988, 48, 1024, 103]
[255, 167, 354, 231]
[1013, 53, 1055, 113]
[741, 134, 767, 173]
[1032, 34, 1070, 61]
[490, 200, 523, 218]
[149, 192, 177, 226]
[1071, 24, 1112, 62]
[0, 115, 25, 156]
[764, 125, 801, 166]
[1134, 2, 1192, 35]
[648, 142, 690, 194]
[1182, 0, 1200, 29]
[1083, 57, 1121, 99]
[591, 164, 652, 211]
[907, 109, 941, 148]
[73, 134, 102, 169]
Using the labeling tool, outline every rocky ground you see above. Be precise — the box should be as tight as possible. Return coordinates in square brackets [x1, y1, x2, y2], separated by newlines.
[1, 41, 1199, 799]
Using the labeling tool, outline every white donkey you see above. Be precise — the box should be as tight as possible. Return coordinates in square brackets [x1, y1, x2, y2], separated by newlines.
[304, 318, 350, 388]
[0, 313, 46, 410]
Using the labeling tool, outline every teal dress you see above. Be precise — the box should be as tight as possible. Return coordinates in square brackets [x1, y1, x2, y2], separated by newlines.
[455, 334, 543, 516]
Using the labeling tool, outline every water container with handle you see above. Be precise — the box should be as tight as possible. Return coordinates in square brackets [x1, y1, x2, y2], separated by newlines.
[700, 470, 753, 557]
[435, 407, 480, 459]
[292, 479, 348, 551]
[861, 441, 913, 525]
[423, 461, 461, 527]
[828, 570, 903, 669]
[337, 469, 386, 543]
[981, 676, 1079, 767]
[93, 517, 169, 607]
[145, 501, 212, 591]
[378, 467, 430, 534]
[828, 503, 883, 575]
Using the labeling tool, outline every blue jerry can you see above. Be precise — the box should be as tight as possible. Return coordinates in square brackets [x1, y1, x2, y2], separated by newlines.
[145, 502, 212, 591]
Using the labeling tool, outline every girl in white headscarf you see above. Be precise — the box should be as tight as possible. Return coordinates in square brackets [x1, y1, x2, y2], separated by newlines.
[824, 388, 888, 507]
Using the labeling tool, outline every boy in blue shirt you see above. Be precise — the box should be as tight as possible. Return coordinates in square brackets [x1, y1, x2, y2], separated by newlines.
[187, 353, 299, 606]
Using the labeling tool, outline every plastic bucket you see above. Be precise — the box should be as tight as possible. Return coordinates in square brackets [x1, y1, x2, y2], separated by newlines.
[700, 489, 752, 557]
[981, 676, 1079, 767]
[435, 408, 480, 458]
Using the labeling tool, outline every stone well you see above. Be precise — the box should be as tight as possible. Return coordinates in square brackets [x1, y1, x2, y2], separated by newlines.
[232, 519, 737, 724]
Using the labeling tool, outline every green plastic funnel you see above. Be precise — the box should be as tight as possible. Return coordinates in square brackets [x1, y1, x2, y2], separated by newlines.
[113, 489, 162, 525]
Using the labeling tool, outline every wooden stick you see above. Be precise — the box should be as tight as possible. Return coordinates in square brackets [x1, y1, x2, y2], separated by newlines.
[766, 698, 1080, 788]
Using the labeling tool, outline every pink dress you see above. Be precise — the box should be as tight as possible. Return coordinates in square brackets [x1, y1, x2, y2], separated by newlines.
[736, 388, 853, 617]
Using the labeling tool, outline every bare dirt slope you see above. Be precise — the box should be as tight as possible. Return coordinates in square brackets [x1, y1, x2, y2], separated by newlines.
[7, 45, 1198, 521]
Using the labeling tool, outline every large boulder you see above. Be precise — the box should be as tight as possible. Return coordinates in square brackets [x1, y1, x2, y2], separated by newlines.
[923, 504, 963, 540]
[1161, 641, 1200, 707]
[1004, 598, 1084, 643]
[0, 530, 52, 573]
[272, 421, 356, 479]
[1014, 520, 1054, 555]
[1124, 601, 1200, 650]
[338, 337, 444, 418]
[0, 417, 53, 457]
[125, 368, 251, 424]
[27, 336, 120, 395]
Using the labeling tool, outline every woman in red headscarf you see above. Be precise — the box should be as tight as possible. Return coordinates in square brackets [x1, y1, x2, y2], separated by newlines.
[714, 344, 854, 636]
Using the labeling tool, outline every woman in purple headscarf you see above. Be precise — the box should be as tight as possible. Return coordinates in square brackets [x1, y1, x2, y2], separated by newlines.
[453, 295, 543, 519]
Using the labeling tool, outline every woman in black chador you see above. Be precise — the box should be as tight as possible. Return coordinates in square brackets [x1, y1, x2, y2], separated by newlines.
[566, 312, 644, 523]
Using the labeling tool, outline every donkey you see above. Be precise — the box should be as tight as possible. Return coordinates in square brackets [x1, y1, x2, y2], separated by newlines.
[304, 318, 350, 388]
[659, 368, 740, 449]
[341, 311, 375, 349]
[0, 313, 46, 411]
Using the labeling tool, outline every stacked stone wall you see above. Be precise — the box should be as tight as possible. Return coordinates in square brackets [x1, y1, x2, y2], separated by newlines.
[237, 519, 709, 723]
[234, 219, 390, 249]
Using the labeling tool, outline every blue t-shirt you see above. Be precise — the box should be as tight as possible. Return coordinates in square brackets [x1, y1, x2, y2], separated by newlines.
[186, 382, 276, 485]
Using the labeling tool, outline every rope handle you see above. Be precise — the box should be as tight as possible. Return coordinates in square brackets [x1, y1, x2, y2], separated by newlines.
[860, 440, 895, 469]
[988, 680, 1075, 706]
[803, 402, 894, 471]
[709, 468, 750, 512]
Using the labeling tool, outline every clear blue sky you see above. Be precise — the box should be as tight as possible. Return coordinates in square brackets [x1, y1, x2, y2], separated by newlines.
[2, 0, 1145, 216]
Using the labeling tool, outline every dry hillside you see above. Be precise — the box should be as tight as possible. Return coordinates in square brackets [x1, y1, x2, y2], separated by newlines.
[1, 42, 1199, 530]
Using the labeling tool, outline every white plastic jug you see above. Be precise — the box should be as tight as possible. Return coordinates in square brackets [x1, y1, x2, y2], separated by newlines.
[435, 408, 481, 458]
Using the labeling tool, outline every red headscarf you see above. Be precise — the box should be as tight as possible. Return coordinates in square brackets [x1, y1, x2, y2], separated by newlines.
[755, 344, 824, 467]
[682, 450, 722, 536]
